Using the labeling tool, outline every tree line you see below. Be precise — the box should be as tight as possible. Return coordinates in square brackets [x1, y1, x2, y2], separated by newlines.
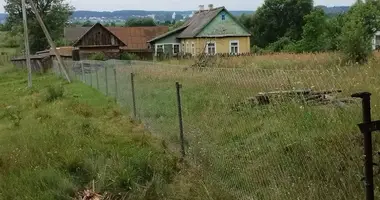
[239, 0, 380, 63]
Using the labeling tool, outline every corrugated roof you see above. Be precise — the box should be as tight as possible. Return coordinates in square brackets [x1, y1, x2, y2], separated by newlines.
[177, 7, 224, 38]
[148, 7, 251, 42]
[64, 26, 168, 49]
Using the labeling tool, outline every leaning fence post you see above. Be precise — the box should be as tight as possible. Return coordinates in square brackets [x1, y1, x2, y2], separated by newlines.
[131, 72, 137, 119]
[105, 65, 108, 96]
[352, 92, 374, 200]
[176, 82, 185, 158]
[81, 61, 85, 83]
[114, 68, 118, 101]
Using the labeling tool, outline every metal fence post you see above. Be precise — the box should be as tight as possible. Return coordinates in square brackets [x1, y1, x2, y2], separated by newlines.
[96, 67, 99, 90]
[176, 82, 185, 158]
[81, 61, 85, 83]
[131, 72, 137, 119]
[352, 92, 374, 200]
[90, 65, 93, 87]
[114, 68, 118, 101]
[105, 66, 108, 96]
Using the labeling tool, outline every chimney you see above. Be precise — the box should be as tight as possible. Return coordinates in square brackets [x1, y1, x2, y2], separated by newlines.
[208, 4, 214, 10]
[199, 5, 204, 11]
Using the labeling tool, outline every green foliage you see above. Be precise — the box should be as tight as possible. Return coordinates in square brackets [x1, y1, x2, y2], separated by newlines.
[169, 21, 185, 31]
[266, 37, 295, 52]
[339, 0, 380, 63]
[88, 52, 106, 61]
[82, 20, 94, 27]
[251, 0, 314, 47]
[125, 17, 156, 27]
[120, 52, 140, 60]
[4, 0, 74, 53]
[45, 85, 64, 102]
[296, 8, 329, 52]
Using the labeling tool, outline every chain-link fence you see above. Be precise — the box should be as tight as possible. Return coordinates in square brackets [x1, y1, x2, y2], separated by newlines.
[53, 59, 380, 200]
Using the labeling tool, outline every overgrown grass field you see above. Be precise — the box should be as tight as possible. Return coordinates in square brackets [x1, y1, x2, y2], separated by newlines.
[62, 53, 380, 199]
[0, 66, 219, 199]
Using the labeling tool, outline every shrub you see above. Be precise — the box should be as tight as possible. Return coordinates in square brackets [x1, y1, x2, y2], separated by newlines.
[88, 52, 106, 61]
[266, 37, 294, 52]
[45, 85, 64, 102]
[120, 52, 140, 60]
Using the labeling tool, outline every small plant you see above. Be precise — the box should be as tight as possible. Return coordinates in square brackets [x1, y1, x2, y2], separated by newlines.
[45, 85, 64, 102]
[4, 106, 22, 127]
[88, 52, 106, 61]
[120, 52, 140, 60]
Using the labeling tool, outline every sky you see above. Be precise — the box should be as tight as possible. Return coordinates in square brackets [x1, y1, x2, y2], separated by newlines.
[0, 0, 357, 12]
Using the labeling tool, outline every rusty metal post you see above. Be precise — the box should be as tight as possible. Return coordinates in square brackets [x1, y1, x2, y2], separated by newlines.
[131, 72, 137, 119]
[176, 82, 185, 158]
[114, 68, 118, 101]
[352, 92, 374, 200]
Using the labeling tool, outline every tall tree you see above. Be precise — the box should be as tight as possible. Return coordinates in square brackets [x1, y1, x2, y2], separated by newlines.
[5, 0, 74, 53]
[125, 17, 156, 27]
[339, 0, 380, 63]
[251, 0, 313, 48]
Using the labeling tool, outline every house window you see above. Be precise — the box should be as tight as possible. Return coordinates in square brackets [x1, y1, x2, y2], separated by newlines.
[191, 42, 195, 55]
[173, 44, 180, 54]
[230, 41, 239, 55]
[207, 42, 216, 55]
[376, 35, 380, 45]
[186, 42, 189, 53]
[157, 44, 164, 53]
[222, 14, 226, 20]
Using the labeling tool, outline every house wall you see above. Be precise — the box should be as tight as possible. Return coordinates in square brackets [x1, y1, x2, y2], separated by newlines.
[197, 11, 251, 37]
[154, 32, 181, 44]
[75, 24, 123, 47]
[181, 36, 251, 55]
[373, 31, 380, 50]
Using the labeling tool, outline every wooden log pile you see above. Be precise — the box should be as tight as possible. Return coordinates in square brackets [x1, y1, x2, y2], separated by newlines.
[247, 89, 356, 106]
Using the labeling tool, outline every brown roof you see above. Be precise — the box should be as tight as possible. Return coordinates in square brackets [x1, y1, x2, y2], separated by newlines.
[108, 26, 168, 49]
[64, 26, 169, 49]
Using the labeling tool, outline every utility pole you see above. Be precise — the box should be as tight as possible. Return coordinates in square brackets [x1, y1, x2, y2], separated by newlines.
[28, 0, 71, 83]
[21, 0, 32, 87]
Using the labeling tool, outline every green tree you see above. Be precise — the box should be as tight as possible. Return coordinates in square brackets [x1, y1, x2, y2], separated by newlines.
[125, 17, 156, 27]
[297, 8, 329, 52]
[251, 0, 314, 48]
[4, 0, 74, 53]
[169, 20, 185, 31]
[340, 0, 380, 63]
[82, 20, 94, 27]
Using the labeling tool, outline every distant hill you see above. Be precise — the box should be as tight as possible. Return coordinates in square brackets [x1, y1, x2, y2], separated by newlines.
[0, 6, 351, 23]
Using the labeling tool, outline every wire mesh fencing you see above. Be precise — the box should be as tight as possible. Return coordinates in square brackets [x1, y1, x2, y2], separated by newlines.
[53, 59, 380, 200]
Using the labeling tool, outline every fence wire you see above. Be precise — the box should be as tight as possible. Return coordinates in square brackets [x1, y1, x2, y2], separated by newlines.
[53, 59, 380, 200]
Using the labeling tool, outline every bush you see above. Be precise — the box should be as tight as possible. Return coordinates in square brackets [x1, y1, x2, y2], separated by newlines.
[266, 37, 294, 52]
[88, 52, 106, 61]
[120, 52, 140, 60]
[251, 45, 264, 54]
[45, 85, 64, 102]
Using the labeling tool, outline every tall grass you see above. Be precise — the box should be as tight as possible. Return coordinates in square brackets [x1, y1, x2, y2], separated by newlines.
[0, 66, 210, 199]
[59, 54, 380, 199]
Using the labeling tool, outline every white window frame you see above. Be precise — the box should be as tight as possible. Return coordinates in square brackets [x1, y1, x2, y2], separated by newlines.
[186, 42, 189, 53]
[229, 40, 239, 55]
[206, 41, 217, 55]
[173, 43, 180, 54]
[191, 42, 196, 55]
[155, 44, 164, 56]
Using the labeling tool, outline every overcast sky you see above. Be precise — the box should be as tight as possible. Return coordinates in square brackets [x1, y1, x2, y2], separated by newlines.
[0, 0, 356, 12]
